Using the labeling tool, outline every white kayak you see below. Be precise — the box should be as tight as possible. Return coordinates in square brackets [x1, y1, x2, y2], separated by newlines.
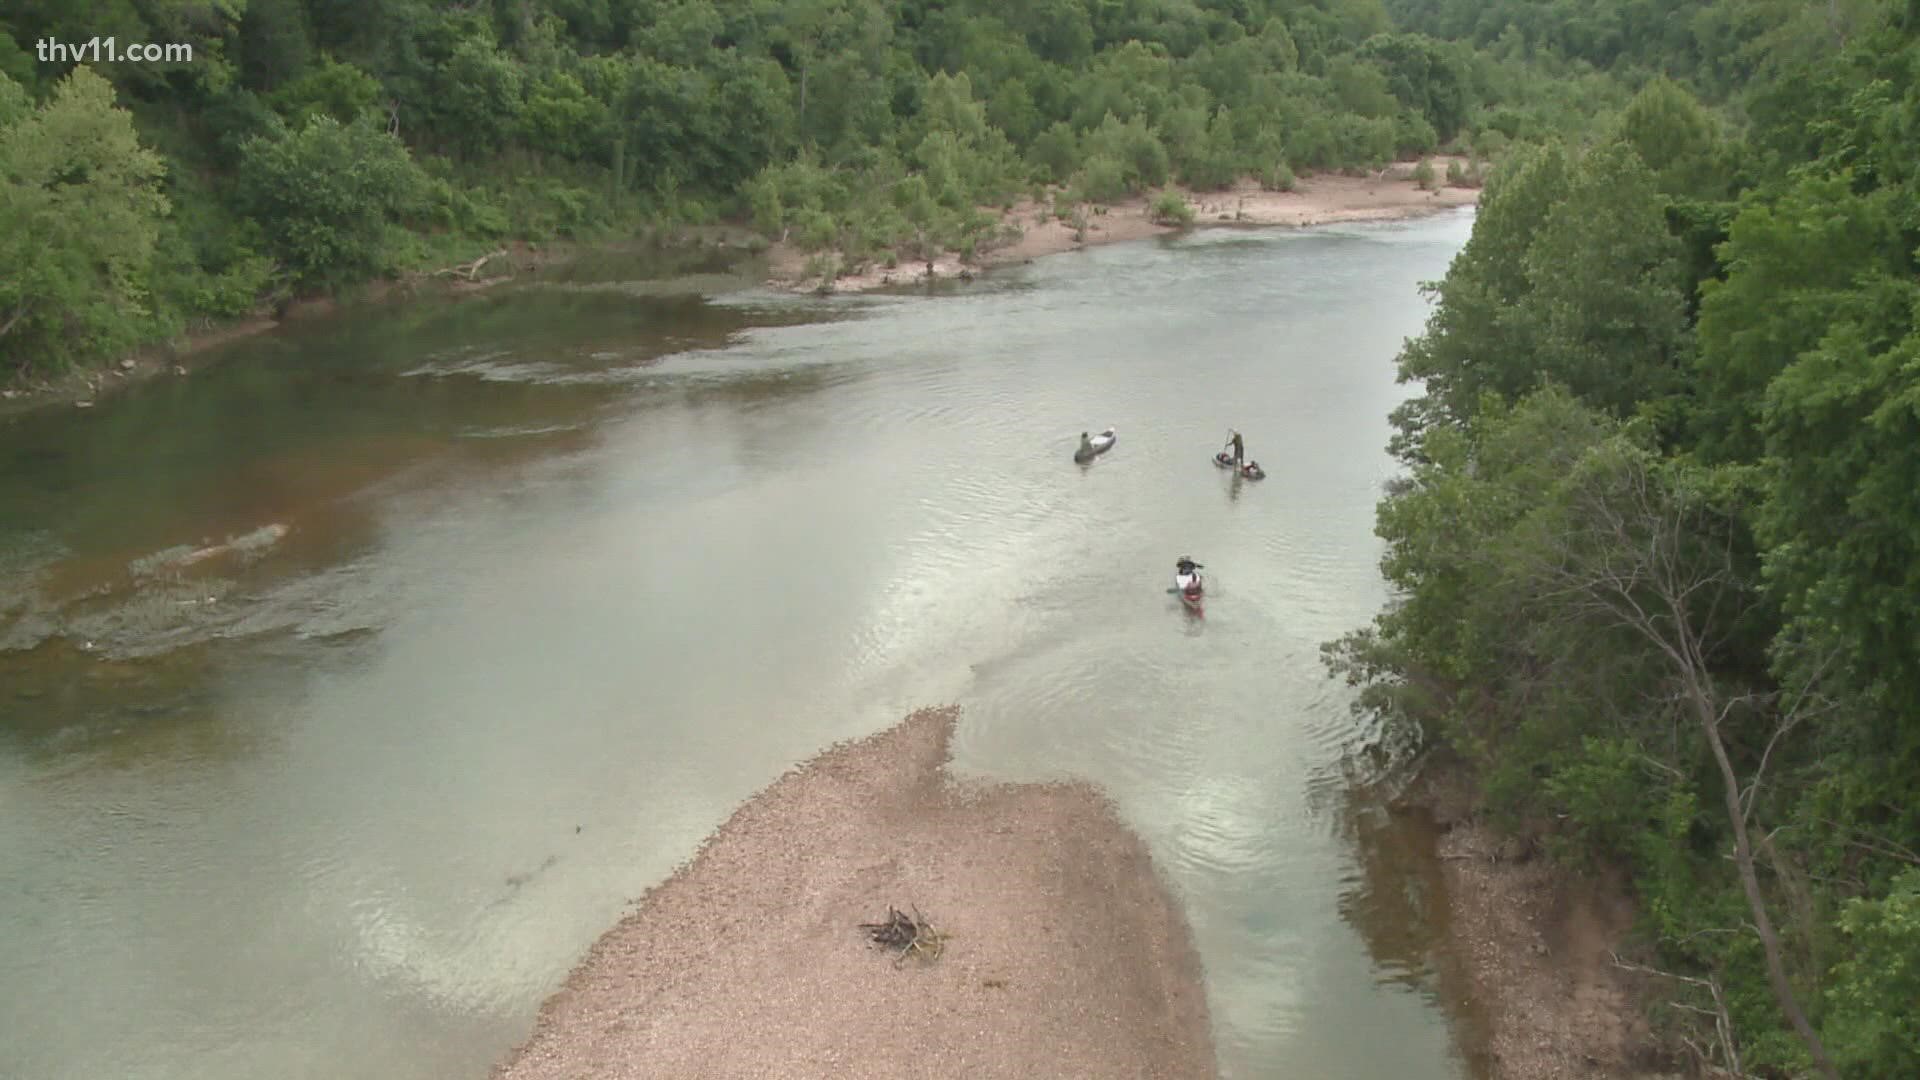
[1074, 427, 1118, 463]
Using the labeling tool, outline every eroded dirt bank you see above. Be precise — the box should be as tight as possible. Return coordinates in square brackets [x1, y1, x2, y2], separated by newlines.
[1407, 762, 1679, 1080]
[492, 706, 1216, 1080]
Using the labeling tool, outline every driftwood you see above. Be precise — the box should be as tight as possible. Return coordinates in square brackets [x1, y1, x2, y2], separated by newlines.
[434, 249, 509, 281]
[859, 905, 948, 966]
[1611, 951, 1744, 1077]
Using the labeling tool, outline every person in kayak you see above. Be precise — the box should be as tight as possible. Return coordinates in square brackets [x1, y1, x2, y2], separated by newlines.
[1174, 556, 1204, 593]
[1225, 429, 1244, 465]
[1079, 431, 1095, 457]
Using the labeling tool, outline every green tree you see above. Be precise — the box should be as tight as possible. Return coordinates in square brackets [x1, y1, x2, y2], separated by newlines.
[696, 53, 798, 189]
[1008, 0, 1095, 65]
[1756, 287, 1920, 715]
[1326, 54, 1399, 117]
[1391, 140, 1686, 446]
[0, 67, 168, 377]
[434, 35, 526, 159]
[1028, 120, 1081, 182]
[270, 55, 385, 126]
[519, 70, 605, 161]
[987, 76, 1043, 146]
[773, 0, 892, 150]
[1826, 869, 1920, 1078]
[1509, 437, 1841, 1079]
[235, 114, 428, 290]
[1692, 177, 1910, 464]
[1183, 107, 1243, 189]
[237, 0, 315, 91]
[1323, 386, 1620, 772]
[1392, 142, 1576, 448]
[1517, 141, 1688, 419]
[1080, 111, 1170, 190]
[1616, 76, 1725, 199]
[1356, 31, 1470, 140]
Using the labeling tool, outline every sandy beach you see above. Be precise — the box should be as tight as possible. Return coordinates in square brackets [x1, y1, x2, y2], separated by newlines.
[768, 161, 1482, 293]
[491, 706, 1216, 1080]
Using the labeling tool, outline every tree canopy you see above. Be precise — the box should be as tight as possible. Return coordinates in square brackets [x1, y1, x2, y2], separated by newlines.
[0, 0, 1640, 378]
[1329, 3, 1920, 1073]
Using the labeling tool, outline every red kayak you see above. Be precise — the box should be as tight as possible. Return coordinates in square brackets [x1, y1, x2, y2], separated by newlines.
[1174, 559, 1204, 616]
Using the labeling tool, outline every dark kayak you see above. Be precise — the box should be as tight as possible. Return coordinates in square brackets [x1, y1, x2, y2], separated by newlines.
[1212, 452, 1264, 480]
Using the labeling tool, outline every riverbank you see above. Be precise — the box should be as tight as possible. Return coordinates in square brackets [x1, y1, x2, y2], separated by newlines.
[2, 164, 1475, 416]
[0, 240, 584, 418]
[1404, 760, 1676, 1079]
[0, 230, 773, 418]
[491, 706, 1215, 1080]
[766, 160, 1483, 294]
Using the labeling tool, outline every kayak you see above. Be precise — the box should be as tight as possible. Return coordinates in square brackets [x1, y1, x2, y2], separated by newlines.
[1173, 557, 1205, 615]
[1175, 570, 1204, 615]
[1075, 427, 1118, 463]
[1212, 452, 1264, 480]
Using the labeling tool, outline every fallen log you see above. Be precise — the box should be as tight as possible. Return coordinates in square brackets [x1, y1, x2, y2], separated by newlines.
[434, 249, 509, 281]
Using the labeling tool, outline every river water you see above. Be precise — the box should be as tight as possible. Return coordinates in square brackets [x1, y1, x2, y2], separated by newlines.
[1, 214, 1479, 1080]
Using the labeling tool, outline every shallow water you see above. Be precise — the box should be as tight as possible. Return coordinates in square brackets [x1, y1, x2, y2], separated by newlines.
[1, 216, 1479, 1079]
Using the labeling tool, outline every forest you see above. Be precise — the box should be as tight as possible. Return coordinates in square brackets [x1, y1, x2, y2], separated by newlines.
[7, 0, 1920, 1075]
[1323, 0, 1920, 1075]
[0, 0, 1646, 378]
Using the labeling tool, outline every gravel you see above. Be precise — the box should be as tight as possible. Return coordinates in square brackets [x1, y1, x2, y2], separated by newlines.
[491, 706, 1218, 1080]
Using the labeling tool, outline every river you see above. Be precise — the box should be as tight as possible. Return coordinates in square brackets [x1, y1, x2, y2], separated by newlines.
[1, 213, 1479, 1080]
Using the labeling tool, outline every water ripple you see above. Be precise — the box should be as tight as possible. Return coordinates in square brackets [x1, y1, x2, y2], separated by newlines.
[1165, 775, 1291, 878]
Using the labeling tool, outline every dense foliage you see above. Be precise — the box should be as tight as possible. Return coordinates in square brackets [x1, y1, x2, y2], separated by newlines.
[1327, 1, 1920, 1074]
[0, 0, 1641, 378]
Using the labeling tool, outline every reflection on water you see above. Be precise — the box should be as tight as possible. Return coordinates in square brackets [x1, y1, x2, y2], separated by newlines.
[0, 261, 850, 663]
[1321, 748, 1495, 1070]
[1, 213, 1486, 1080]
